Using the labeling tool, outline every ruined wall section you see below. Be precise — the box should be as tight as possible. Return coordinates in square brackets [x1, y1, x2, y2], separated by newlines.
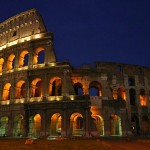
[0, 9, 46, 47]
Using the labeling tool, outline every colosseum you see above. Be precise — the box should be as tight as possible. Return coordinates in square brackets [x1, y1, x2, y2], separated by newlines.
[0, 9, 149, 138]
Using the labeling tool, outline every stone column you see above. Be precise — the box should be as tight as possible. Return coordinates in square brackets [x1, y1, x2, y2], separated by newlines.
[14, 50, 19, 70]
[28, 47, 34, 69]
[84, 109, 91, 137]
[41, 110, 46, 137]
[61, 109, 67, 137]
[104, 116, 110, 136]
[42, 74, 47, 101]
[44, 41, 56, 65]
[62, 70, 75, 96]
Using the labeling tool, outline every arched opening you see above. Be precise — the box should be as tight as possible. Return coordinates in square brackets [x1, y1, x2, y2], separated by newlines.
[74, 82, 83, 95]
[2, 83, 11, 100]
[50, 113, 62, 136]
[112, 89, 117, 100]
[141, 116, 150, 135]
[116, 65, 122, 73]
[49, 77, 62, 96]
[15, 80, 26, 99]
[19, 50, 29, 67]
[13, 115, 24, 137]
[0, 117, 8, 136]
[89, 81, 102, 96]
[139, 89, 147, 106]
[128, 77, 135, 86]
[110, 114, 122, 136]
[70, 113, 84, 136]
[31, 78, 42, 97]
[33, 47, 45, 65]
[29, 114, 41, 137]
[0, 58, 4, 73]
[92, 115, 104, 135]
[129, 88, 136, 106]
[131, 115, 140, 135]
[7, 54, 15, 70]
[117, 87, 126, 100]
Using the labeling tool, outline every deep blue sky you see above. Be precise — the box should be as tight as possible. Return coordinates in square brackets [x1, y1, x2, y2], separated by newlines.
[0, 0, 150, 67]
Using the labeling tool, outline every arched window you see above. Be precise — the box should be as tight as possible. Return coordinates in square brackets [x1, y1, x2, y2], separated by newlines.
[110, 114, 122, 136]
[13, 115, 24, 137]
[50, 113, 62, 136]
[74, 82, 83, 95]
[2, 83, 11, 100]
[33, 47, 45, 65]
[89, 81, 102, 96]
[128, 77, 135, 86]
[70, 113, 84, 136]
[29, 114, 41, 137]
[92, 115, 104, 135]
[31, 78, 42, 97]
[0, 116, 8, 136]
[7, 54, 15, 70]
[139, 89, 147, 106]
[19, 50, 29, 67]
[15, 80, 26, 99]
[129, 88, 136, 105]
[0, 58, 4, 73]
[49, 77, 62, 96]
[117, 87, 126, 100]
[116, 65, 122, 73]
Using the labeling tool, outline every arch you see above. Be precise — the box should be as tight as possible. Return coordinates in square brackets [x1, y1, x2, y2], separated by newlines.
[7, 54, 15, 70]
[89, 81, 102, 96]
[29, 114, 41, 137]
[74, 82, 83, 95]
[2, 83, 11, 100]
[131, 115, 140, 135]
[0, 58, 4, 73]
[19, 50, 29, 67]
[49, 77, 62, 96]
[13, 115, 24, 137]
[110, 114, 122, 136]
[70, 112, 84, 136]
[128, 77, 135, 86]
[33, 47, 45, 65]
[92, 115, 104, 135]
[139, 89, 147, 106]
[129, 88, 136, 105]
[50, 113, 62, 136]
[0, 116, 8, 136]
[31, 78, 42, 97]
[117, 87, 126, 100]
[15, 80, 26, 99]
[141, 115, 150, 135]
[116, 65, 122, 73]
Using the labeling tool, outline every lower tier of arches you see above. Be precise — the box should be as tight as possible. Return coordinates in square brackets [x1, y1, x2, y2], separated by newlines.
[0, 102, 149, 138]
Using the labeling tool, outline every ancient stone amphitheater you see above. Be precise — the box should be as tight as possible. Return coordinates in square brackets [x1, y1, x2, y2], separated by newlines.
[0, 9, 149, 138]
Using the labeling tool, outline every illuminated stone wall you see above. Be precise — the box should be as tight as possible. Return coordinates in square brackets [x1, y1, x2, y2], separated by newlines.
[0, 9, 46, 47]
[0, 9, 149, 138]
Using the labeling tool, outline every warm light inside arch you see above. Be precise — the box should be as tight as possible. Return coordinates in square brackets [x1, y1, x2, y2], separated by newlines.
[0, 58, 4, 73]
[7, 54, 15, 70]
[3, 83, 11, 100]
[33, 47, 45, 65]
[31, 78, 42, 97]
[15, 80, 26, 99]
[19, 50, 29, 67]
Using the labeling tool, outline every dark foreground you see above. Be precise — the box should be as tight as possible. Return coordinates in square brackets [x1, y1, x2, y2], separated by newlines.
[0, 137, 150, 150]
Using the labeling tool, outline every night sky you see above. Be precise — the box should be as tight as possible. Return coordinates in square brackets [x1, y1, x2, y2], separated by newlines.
[0, 0, 150, 67]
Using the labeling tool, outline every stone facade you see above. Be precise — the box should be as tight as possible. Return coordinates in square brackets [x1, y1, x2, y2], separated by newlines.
[0, 9, 149, 138]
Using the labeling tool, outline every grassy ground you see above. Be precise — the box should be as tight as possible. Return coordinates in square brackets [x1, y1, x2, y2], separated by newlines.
[0, 137, 150, 150]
